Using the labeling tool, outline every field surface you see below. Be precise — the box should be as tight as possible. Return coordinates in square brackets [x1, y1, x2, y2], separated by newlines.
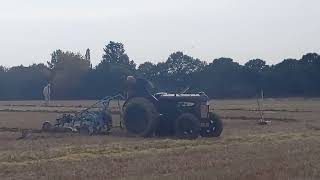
[0, 98, 320, 180]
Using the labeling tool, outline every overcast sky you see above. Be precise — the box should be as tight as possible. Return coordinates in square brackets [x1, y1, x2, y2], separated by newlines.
[0, 0, 319, 67]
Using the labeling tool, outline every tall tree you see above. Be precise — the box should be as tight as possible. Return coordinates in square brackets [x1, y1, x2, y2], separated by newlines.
[85, 48, 92, 68]
[47, 50, 91, 99]
[101, 41, 136, 70]
[166, 51, 206, 76]
[301, 53, 320, 65]
[196, 57, 256, 97]
[137, 62, 157, 78]
[161, 51, 206, 91]
[0, 66, 6, 73]
[85, 41, 136, 98]
[0, 64, 49, 100]
[245, 59, 268, 72]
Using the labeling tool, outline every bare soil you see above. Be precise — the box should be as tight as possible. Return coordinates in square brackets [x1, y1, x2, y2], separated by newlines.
[0, 98, 319, 180]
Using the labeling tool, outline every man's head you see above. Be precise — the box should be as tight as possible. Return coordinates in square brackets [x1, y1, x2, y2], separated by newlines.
[126, 76, 136, 85]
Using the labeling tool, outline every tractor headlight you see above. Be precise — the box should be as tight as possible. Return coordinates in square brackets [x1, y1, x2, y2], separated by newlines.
[200, 102, 209, 118]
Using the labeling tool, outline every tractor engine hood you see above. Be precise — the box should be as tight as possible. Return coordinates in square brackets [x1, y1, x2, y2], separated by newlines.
[155, 92, 209, 102]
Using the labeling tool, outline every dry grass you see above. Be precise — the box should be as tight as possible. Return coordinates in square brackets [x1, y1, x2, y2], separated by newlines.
[0, 98, 320, 180]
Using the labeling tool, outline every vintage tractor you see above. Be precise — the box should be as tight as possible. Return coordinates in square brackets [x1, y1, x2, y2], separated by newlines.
[40, 78, 222, 139]
[122, 78, 223, 139]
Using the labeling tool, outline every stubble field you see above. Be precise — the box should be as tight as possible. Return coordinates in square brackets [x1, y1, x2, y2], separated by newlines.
[0, 98, 319, 180]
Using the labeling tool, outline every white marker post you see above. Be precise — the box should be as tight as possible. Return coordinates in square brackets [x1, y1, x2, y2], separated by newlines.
[257, 89, 269, 125]
[43, 84, 51, 106]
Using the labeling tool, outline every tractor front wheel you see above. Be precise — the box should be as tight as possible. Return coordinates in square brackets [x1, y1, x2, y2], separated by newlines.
[200, 112, 223, 137]
[175, 113, 200, 139]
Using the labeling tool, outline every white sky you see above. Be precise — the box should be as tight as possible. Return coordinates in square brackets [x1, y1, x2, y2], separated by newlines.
[0, 0, 319, 67]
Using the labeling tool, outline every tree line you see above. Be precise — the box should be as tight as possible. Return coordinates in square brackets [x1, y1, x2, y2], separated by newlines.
[0, 41, 319, 100]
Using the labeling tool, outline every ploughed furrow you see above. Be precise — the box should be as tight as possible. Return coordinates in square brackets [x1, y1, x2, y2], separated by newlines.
[0, 132, 319, 167]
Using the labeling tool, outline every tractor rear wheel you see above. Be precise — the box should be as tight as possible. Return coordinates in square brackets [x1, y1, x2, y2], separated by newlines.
[123, 97, 159, 137]
[200, 112, 223, 137]
[175, 113, 200, 139]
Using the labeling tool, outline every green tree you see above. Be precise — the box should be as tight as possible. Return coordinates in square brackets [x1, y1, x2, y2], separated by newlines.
[245, 59, 268, 72]
[47, 50, 91, 99]
[84, 41, 136, 98]
[196, 57, 257, 97]
[166, 51, 206, 76]
[137, 62, 157, 78]
[161, 51, 206, 91]
[0, 64, 49, 100]
[301, 53, 320, 65]
[101, 41, 136, 70]
[0, 66, 6, 73]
